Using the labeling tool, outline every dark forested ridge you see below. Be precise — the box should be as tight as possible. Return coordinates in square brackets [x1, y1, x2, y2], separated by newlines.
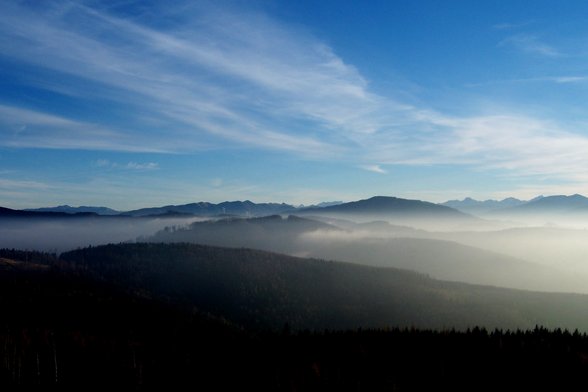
[5, 243, 588, 389]
[57, 243, 588, 331]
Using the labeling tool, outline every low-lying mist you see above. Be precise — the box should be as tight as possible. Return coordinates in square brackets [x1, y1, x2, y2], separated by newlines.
[146, 213, 588, 294]
[4, 211, 588, 295]
[0, 216, 203, 253]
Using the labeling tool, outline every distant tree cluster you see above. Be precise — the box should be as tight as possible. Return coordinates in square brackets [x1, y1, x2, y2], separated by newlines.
[0, 248, 57, 264]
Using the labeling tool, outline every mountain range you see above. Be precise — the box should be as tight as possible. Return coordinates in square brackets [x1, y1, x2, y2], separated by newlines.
[493, 194, 588, 215]
[25, 205, 120, 215]
[440, 194, 588, 218]
[0, 206, 98, 218]
[441, 197, 527, 214]
[3, 196, 470, 222]
[7, 194, 588, 222]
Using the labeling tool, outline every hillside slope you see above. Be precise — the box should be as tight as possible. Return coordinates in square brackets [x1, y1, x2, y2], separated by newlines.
[60, 243, 588, 331]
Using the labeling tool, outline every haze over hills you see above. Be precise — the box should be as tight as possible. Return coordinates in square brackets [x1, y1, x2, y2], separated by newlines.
[441, 197, 527, 215]
[5, 195, 588, 386]
[148, 215, 588, 293]
[55, 242, 588, 331]
[493, 194, 588, 215]
[5, 247, 588, 390]
[440, 194, 588, 220]
[6, 194, 588, 285]
[4, 245, 588, 389]
[147, 215, 341, 254]
[433, 226, 588, 275]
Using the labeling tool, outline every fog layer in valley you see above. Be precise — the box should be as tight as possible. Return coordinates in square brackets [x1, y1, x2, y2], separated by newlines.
[5, 200, 588, 295]
[0, 216, 203, 253]
[147, 212, 588, 294]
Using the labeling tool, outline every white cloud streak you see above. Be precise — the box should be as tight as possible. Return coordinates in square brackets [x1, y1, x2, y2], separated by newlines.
[95, 159, 159, 170]
[0, 105, 169, 152]
[360, 165, 387, 174]
[499, 34, 561, 57]
[466, 75, 588, 87]
[1, 2, 588, 190]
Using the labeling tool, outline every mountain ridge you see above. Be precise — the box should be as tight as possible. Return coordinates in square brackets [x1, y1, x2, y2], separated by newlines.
[25, 205, 120, 215]
[302, 196, 469, 216]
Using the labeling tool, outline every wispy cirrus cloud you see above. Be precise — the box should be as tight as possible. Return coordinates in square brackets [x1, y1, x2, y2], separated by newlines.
[492, 21, 534, 31]
[95, 159, 159, 170]
[2, 1, 588, 193]
[372, 112, 588, 183]
[360, 165, 387, 174]
[498, 34, 561, 57]
[0, 1, 360, 156]
[466, 75, 588, 88]
[0, 105, 169, 152]
[0, 178, 52, 190]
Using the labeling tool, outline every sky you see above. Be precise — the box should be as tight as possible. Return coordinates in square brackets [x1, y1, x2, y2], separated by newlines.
[2, 0, 588, 210]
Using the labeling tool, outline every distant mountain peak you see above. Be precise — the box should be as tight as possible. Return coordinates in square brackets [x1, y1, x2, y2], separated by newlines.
[440, 197, 526, 215]
[125, 200, 296, 217]
[24, 205, 120, 215]
[299, 195, 471, 225]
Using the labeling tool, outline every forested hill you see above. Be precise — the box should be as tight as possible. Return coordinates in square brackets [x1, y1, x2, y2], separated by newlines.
[5, 245, 588, 389]
[59, 243, 588, 332]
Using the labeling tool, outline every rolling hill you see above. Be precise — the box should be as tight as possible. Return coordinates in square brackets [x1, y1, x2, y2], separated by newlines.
[4, 246, 588, 390]
[58, 242, 588, 332]
[148, 215, 588, 293]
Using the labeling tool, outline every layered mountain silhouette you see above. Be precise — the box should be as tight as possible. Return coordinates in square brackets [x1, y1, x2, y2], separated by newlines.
[301, 196, 466, 216]
[25, 205, 120, 215]
[148, 214, 588, 293]
[0, 206, 98, 218]
[495, 194, 588, 215]
[8, 194, 588, 226]
[441, 197, 526, 215]
[298, 196, 476, 229]
[124, 200, 296, 217]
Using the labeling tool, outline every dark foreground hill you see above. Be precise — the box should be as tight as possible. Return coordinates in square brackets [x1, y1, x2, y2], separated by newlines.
[59, 243, 588, 331]
[4, 247, 588, 390]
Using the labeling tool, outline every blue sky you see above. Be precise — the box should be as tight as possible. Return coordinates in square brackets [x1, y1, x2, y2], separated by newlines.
[2, 1, 588, 209]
